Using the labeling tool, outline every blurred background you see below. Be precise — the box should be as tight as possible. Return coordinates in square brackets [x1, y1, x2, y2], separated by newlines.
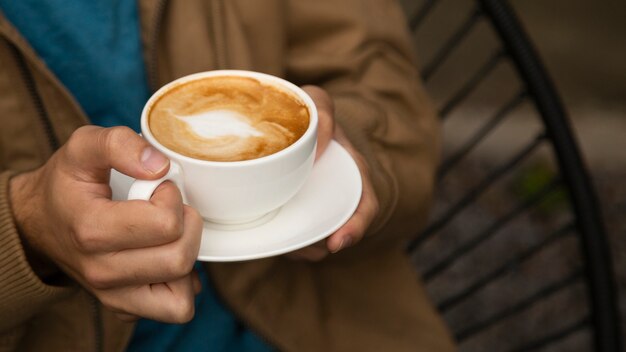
[513, 0, 626, 168]
[398, 0, 625, 349]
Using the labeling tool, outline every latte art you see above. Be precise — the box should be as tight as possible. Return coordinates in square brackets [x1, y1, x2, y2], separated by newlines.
[148, 76, 310, 162]
[176, 110, 263, 139]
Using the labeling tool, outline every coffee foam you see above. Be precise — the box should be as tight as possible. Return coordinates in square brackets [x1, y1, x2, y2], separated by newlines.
[175, 110, 263, 139]
[148, 76, 310, 162]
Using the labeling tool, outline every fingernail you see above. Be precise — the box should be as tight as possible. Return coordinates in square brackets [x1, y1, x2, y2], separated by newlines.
[141, 146, 168, 174]
[332, 237, 352, 253]
[343, 237, 353, 249]
[331, 239, 344, 253]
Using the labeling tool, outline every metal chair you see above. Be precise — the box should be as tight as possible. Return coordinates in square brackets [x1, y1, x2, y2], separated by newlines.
[403, 0, 622, 350]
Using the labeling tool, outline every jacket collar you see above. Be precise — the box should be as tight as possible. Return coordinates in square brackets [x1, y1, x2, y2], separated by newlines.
[0, 1, 166, 128]
[0, 10, 89, 129]
[0, 10, 56, 87]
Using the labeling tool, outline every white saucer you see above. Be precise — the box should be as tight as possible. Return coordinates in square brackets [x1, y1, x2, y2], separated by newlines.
[109, 141, 362, 262]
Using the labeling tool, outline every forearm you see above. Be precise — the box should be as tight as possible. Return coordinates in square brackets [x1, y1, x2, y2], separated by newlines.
[10, 170, 68, 283]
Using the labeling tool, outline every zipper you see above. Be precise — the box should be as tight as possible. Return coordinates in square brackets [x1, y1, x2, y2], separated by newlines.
[147, 0, 224, 89]
[146, 2, 278, 349]
[147, 0, 169, 92]
[8, 42, 60, 152]
[209, 0, 227, 68]
[8, 37, 103, 352]
[90, 295, 104, 352]
[199, 3, 280, 348]
[204, 265, 282, 350]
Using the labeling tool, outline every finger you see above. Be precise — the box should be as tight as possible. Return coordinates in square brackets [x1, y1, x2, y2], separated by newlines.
[286, 245, 329, 261]
[328, 168, 379, 252]
[286, 239, 326, 257]
[75, 182, 185, 252]
[327, 126, 380, 253]
[327, 178, 378, 253]
[115, 312, 139, 322]
[192, 269, 202, 295]
[301, 86, 335, 160]
[62, 125, 169, 183]
[82, 206, 203, 289]
[102, 275, 197, 323]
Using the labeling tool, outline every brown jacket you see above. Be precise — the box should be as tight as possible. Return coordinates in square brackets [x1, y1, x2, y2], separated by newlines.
[0, 0, 454, 351]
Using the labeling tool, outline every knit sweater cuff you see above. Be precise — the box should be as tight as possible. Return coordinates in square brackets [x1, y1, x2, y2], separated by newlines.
[0, 171, 71, 331]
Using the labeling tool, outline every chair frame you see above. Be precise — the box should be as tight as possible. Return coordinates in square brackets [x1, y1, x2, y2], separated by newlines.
[405, 0, 622, 350]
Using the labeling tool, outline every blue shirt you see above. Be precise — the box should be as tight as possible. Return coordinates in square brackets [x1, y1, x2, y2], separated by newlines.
[0, 1, 273, 351]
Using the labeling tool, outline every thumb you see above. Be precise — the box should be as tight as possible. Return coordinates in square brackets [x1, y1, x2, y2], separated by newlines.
[62, 125, 170, 182]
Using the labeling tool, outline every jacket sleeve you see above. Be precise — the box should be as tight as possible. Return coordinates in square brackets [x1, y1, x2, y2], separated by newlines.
[285, 0, 440, 242]
[0, 170, 72, 333]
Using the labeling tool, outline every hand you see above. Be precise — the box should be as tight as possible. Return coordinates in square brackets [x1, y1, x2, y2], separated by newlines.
[9, 126, 203, 323]
[287, 86, 380, 261]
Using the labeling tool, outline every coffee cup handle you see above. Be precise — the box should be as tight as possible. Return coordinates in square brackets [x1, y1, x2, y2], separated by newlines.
[127, 161, 188, 203]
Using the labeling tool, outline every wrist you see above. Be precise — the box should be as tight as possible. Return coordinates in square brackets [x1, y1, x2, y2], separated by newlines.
[9, 171, 64, 283]
[9, 171, 42, 243]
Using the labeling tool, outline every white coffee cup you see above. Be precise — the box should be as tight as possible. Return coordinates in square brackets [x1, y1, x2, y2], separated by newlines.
[127, 70, 318, 226]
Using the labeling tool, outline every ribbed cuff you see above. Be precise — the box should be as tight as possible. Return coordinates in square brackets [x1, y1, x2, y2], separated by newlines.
[0, 325, 24, 351]
[0, 171, 70, 332]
